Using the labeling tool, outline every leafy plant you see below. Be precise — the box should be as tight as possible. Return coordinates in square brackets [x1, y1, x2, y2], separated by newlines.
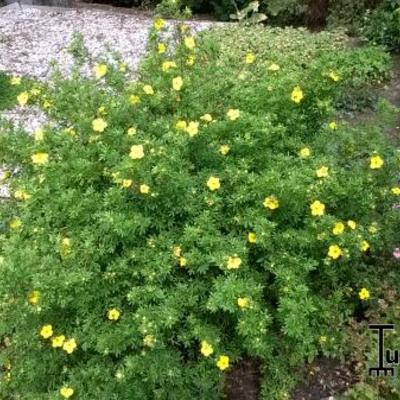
[156, 0, 192, 18]
[229, 1, 267, 24]
[362, 0, 400, 52]
[0, 22, 398, 399]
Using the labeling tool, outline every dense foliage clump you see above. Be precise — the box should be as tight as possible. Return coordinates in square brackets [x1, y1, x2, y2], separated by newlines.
[0, 22, 399, 399]
[362, 0, 400, 52]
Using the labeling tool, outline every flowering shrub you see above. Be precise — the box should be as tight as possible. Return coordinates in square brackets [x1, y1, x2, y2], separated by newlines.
[0, 22, 399, 398]
[0, 72, 33, 111]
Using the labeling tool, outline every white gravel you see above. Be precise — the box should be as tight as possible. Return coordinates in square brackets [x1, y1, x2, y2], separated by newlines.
[1, 105, 50, 134]
[0, 5, 215, 80]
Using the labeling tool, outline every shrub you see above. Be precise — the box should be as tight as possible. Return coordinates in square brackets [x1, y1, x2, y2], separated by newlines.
[0, 73, 33, 111]
[0, 22, 398, 399]
[362, 0, 400, 52]
[327, 0, 380, 35]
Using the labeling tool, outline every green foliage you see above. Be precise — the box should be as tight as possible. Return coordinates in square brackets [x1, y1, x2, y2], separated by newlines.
[362, 0, 400, 52]
[0, 73, 25, 111]
[155, 0, 192, 18]
[0, 22, 399, 399]
[66, 33, 90, 67]
[229, 1, 267, 24]
[327, 0, 377, 35]
[0, 73, 41, 111]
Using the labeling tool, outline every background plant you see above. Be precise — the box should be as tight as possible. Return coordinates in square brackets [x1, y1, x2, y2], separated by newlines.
[362, 0, 400, 52]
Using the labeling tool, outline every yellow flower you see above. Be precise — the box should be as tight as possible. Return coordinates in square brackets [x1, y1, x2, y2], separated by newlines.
[127, 127, 137, 136]
[92, 118, 108, 133]
[107, 308, 121, 321]
[129, 145, 145, 160]
[140, 184, 150, 194]
[360, 240, 370, 252]
[60, 238, 72, 258]
[40, 324, 53, 339]
[10, 75, 22, 85]
[248, 232, 257, 244]
[97, 106, 106, 116]
[129, 95, 141, 105]
[143, 85, 154, 95]
[158, 43, 167, 54]
[62, 238, 71, 247]
[368, 224, 378, 234]
[227, 109, 240, 121]
[370, 155, 384, 169]
[267, 63, 280, 71]
[30, 87, 41, 96]
[154, 18, 165, 31]
[111, 172, 122, 184]
[328, 71, 340, 82]
[93, 63, 108, 79]
[172, 76, 183, 91]
[332, 222, 345, 235]
[216, 355, 230, 371]
[180, 23, 189, 33]
[0, 169, 10, 182]
[179, 256, 187, 267]
[237, 297, 250, 308]
[186, 121, 199, 137]
[186, 55, 195, 66]
[358, 288, 370, 300]
[328, 121, 337, 130]
[143, 334, 156, 347]
[299, 147, 311, 158]
[9, 217, 22, 230]
[184, 36, 195, 50]
[175, 120, 187, 131]
[207, 176, 220, 191]
[219, 145, 230, 155]
[310, 200, 325, 216]
[319, 335, 327, 343]
[200, 340, 214, 357]
[31, 152, 49, 165]
[17, 92, 29, 106]
[347, 220, 357, 229]
[328, 245, 342, 260]
[52, 335, 66, 348]
[161, 61, 177, 71]
[245, 52, 255, 64]
[173, 246, 182, 257]
[14, 190, 31, 201]
[263, 196, 279, 210]
[43, 100, 52, 109]
[121, 179, 133, 188]
[200, 113, 213, 122]
[63, 338, 77, 354]
[316, 166, 329, 178]
[34, 127, 44, 141]
[291, 86, 304, 104]
[227, 255, 242, 270]
[28, 290, 40, 305]
[60, 386, 74, 399]
[64, 127, 77, 136]
[119, 62, 127, 72]
[391, 187, 400, 195]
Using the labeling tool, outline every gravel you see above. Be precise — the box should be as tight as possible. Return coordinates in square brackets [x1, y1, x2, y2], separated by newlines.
[0, 4, 215, 80]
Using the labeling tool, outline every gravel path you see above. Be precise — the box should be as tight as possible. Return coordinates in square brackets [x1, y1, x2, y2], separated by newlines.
[0, 4, 214, 80]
